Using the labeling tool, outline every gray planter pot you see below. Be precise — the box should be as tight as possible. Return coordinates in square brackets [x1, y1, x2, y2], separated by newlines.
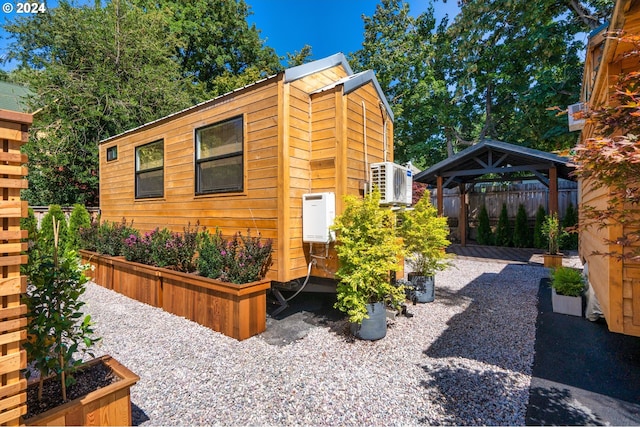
[407, 273, 435, 303]
[552, 288, 583, 317]
[350, 302, 387, 340]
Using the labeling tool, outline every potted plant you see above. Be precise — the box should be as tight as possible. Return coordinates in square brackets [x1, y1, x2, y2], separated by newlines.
[331, 189, 405, 340]
[550, 266, 585, 317]
[22, 217, 138, 425]
[400, 191, 451, 303]
[541, 212, 564, 268]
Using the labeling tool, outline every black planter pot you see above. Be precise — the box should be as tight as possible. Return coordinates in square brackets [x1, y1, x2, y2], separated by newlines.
[350, 302, 387, 340]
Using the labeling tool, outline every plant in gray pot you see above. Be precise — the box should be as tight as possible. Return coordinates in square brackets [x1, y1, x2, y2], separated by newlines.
[331, 189, 405, 340]
[550, 266, 585, 317]
[400, 191, 451, 303]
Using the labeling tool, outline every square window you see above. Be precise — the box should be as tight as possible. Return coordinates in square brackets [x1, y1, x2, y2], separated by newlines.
[106, 146, 118, 161]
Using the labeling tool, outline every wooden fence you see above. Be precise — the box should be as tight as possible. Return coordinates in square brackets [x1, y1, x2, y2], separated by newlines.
[30, 206, 100, 228]
[429, 181, 578, 241]
[0, 110, 30, 425]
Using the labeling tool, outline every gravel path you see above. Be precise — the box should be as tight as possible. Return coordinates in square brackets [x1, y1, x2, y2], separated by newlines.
[82, 258, 546, 426]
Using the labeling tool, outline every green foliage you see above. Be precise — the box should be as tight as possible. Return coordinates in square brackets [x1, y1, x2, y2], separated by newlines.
[400, 191, 451, 276]
[331, 190, 405, 324]
[196, 228, 274, 283]
[40, 205, 68, 256]
[86, 219, 136, 257]
[24, 217, 100, 402]
[533, 205, 547, 249]
[551, 267, 585, 297]
[495, 204, 511, 247]
[21, 207, 40, 277]
[541, 213, 565, 255]
[513, 204, 530, 248]
[561, 203, 579, 250]
[66, 204, 91, 254]
[476, 204, 493, 245]
[123, 223, 201, 273]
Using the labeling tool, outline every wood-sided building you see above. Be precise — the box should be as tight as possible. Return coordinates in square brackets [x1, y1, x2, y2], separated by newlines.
[578, 0, 640, 336]
[99, 53, 394, 285]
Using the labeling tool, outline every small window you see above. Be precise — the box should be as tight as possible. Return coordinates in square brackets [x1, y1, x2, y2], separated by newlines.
[106, 146, 118, 162]
[195, 116, 243, 194]
[135, 140, 164, 199]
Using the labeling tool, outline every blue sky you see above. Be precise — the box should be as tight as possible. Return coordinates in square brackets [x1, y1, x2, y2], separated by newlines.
[0, 0, 459, 71]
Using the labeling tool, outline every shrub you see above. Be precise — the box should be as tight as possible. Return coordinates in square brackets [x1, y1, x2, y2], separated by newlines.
[21, 208, 40, 277]
[533, 205, 547, 249]
[541, 213, 565, 255]
[94, 219, 136, 256]
[551, 267, 585, 297]
[331, 190, 405, 324]
[198, 229, 273, 284]
[400, 191, 451, 276]
[513, 204, 530, 248]
[495, 203, 511, 247]
[40, 205, 68, 256]
[477, 204, 493, 245]
[66, 204, 92, 253]
[78, 217, 99, 252]
[561, 203, 579, 250]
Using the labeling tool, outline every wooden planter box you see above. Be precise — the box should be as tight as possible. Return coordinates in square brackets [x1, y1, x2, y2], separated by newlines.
[79, 251, 271, 340]
[23, 355, 139, 426]
[80, 250, 115, 290]
[543, 253, 564, 268]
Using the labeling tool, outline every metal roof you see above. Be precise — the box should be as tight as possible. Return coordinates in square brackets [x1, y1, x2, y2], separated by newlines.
[413, 139, 576, 188]
[0, 81, 32, 113]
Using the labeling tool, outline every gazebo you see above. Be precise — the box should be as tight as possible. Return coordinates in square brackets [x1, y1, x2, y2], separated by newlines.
[413, 139, 576, 246]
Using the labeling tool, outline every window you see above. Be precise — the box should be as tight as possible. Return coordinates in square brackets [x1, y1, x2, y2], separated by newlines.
[195, 116, 244, 194]
[106, 146, 118, 162]
[135, 140, 164, 199]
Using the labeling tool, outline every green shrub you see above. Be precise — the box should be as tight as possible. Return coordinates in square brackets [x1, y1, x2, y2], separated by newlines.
[533, 205, 547, 249]
[561, 203, 579, 250]
[21, 208, 40, 277]
[541, 213, 565, 255]
[78, 217, 99, 252]
[66, 204, 92, 253]
[512, 204, 530, 248]
[94, 219, 136, 256]
[477, 204, 493, 245]
[40, 205, 68, 256]
[331, 190, 405, 324]
[197, 228, 225, 279]
[400, 191, 451, 276]
[551, 267, 585, 297]
[495, 203, 511, 247]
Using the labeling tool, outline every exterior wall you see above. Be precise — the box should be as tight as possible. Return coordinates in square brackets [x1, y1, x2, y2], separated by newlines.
[100, 78, 282, 280]
[578, 0, 640, 336]
[100, 62, 396, 284]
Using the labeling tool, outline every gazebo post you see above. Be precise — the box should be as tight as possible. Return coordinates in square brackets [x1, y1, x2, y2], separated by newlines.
[459, 183, 467, 246]
[436, 175, 444, 216]
[549, 166, 558, 215]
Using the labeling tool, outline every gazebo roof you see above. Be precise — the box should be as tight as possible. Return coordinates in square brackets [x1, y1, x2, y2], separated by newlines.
[413, 139, 575, 188]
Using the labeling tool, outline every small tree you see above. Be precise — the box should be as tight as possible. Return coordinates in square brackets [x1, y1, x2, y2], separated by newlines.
[541, 213, 563, 255]
[533, 205, 547, 249]
[40, 205, 68, 256]
[24, 217, 100, 402]
[66, 204, 92, 253]
[495, 203, 512, 247]
[561, 202, 579, 250]
[331, 189, 405, 324]
[513, 204, 530, 248]
[477, 204, 493, 245]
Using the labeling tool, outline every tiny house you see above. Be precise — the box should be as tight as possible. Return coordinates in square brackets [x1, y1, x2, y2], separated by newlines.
[99, 53, 403, 286]
[578, 0, 640, 336]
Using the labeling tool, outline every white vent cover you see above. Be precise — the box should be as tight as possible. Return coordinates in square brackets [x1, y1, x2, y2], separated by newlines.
[302, 193, 335, 243]
[370, 162, 412, 206]
[568, 102, 586, 132]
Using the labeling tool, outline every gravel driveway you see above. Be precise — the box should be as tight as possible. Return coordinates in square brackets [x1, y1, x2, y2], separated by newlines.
[82, 258, 546, 426]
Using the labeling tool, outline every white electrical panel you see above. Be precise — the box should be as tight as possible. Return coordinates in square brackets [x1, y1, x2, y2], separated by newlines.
[302, 192, 335, 243]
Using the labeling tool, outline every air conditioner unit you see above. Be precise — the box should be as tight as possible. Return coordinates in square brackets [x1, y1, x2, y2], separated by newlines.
[370, 162, 413, 206]
[568, 102, 586, 132]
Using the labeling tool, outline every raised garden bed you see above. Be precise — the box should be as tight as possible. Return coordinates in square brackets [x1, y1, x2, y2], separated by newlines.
[79, 250, 271, 340]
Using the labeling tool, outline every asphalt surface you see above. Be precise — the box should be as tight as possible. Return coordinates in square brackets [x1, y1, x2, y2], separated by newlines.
[525, 278, 640, 425]
[264, 279, 640, 425]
